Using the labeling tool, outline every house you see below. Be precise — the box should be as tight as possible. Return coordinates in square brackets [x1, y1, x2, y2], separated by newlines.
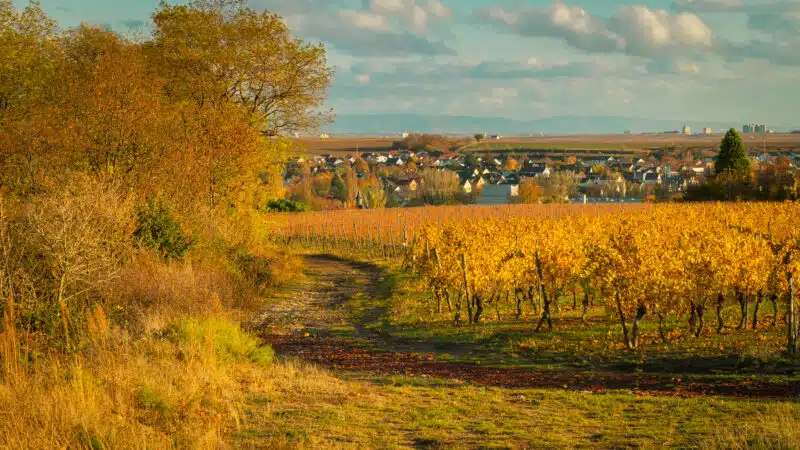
[643, 172, 662, 185]
[320, 133, 330, 139]
[395, 179, 418, 193]
[477, 184, 518, 205]
[530, 165, 552, 178]
[462, 180, 473, 194]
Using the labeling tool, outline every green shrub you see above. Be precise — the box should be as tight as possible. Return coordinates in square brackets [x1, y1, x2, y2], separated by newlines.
[171, 317, 275, 367]
[135, 385, 170, 417]
[264, 199, 310, 212]
[133, 200, 193, 261]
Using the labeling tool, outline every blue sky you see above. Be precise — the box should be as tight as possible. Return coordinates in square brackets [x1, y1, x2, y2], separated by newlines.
[15, 0, 800, 125]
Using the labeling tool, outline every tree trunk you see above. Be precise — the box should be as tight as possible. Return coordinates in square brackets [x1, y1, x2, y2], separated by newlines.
[695, 304, 706, 338]
[515, 288, 523, 320]
[497, 291, 507, 321]
[688, 302, 697, 336]
[444, 288, 453, 312]
[716, 293, 725, 333]
[657, 311, 668, 343]
[460, 254, 472, 325]
[572, 288, 577, 310]
[581, 291, 589, 326]
[528, 286, 539, 314]
[752, 290, 763, 330]
[630, 303, 647, 348]
[788, 262, 797, 355]
[736, 290, 748, 330]
[433, 286, 442, 314]
[473, 294, 484, 324]
[615, 293, 631, 349]
[771, 293, 779, 327]
[534, 252, 552, 332]
[453, 291, 463, 327]
[552, 289, 560, 314]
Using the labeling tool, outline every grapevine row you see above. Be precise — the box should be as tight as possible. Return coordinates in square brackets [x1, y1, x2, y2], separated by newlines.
[409, 203, 800, 351]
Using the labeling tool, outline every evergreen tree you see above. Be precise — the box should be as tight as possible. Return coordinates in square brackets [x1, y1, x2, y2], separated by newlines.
[330, 171, 346, 202]
[715, 128, 751, 177]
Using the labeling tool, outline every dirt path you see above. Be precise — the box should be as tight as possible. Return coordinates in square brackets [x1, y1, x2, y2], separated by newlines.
[258, 255, 800, 399]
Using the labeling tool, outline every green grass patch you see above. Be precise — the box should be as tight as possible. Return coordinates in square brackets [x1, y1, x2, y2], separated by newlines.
[171, 317, 275, 366]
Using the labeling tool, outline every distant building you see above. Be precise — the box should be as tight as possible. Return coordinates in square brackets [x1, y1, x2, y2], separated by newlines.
[681, 125, 692, 135]
[703, 127, 712, 135]
[477, 184, 518, 205]
[743, 123, 767, 133]
[319, 133, 330, 139]
[401, 131, 409, 139]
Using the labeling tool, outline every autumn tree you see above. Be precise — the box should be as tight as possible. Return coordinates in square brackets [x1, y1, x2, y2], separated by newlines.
[518, 179, 543, 204]
[420, 169, 460, 205]
[503, 158, 518, 171]
[58, 26, 168, 186]
[0, 0, 61, 193]
[148, 1, 333, 136]
[361, 186, 387, 209]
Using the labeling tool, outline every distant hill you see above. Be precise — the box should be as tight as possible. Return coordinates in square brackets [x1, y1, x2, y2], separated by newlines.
[325, 114, 792, 135]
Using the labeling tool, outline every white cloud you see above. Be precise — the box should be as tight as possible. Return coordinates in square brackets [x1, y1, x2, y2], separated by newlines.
[475, 2, 714, 58]
[252, 0, 454, 56]
[339, 10, 390, 31]
[365, 0, 453, 32]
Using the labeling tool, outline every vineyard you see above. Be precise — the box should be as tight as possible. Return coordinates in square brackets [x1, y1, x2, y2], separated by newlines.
[408, 203, 800, 352]
[264, 202, 800, 356]
[265, 203, 645, 257]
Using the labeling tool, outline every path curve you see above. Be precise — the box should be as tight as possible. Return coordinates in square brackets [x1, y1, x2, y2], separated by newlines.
[258, 255, 800, 399]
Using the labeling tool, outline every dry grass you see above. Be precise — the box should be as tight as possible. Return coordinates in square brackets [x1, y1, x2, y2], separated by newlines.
[0, 290, 284, 449]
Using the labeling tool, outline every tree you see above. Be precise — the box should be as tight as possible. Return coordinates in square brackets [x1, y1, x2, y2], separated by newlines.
[503, 158, 518, 171]
[330, 171, 345, 202]
[474, 133, 484, 142]
[540, 172, 578, 203]
[420, 169, 460, 205]
[148, 1, 333, 136]
[361, 186, 387, 209]
[518, 179, 543, 204]
[715, 128, 751, 177]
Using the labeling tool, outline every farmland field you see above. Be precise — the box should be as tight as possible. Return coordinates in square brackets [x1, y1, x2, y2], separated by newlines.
[295, 133, 800, 157]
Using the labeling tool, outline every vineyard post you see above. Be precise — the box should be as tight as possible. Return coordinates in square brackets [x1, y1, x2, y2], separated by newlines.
[534, 250, 552, 332]
[460, 253, 473, 325]
[403, 227, 408, 262]
[433, 248, 452, 311]
[378, 224, 382, 259]
[789, 252, 797, 355]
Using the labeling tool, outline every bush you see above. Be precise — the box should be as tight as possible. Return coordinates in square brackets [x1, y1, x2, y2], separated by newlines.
[170, 317, 275, 367]
[134, 200, 193, 261]
[264, 199, 310, 212]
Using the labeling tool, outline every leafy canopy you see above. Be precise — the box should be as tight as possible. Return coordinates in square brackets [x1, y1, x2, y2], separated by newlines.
[715, 128, 751, 177]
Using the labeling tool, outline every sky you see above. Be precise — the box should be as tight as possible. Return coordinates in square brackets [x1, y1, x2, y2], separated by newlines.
[14, 0, 800, 125]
